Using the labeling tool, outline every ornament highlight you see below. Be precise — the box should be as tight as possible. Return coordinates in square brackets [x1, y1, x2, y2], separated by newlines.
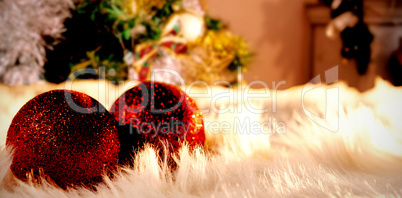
[6, 90, 120, 188]
[162, 11, 205, 42]
[110, 81, 205, 164]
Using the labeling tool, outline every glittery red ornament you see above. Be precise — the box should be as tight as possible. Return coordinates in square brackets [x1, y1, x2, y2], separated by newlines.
[110, 81, 205, 164]
[6, 90, 120, 189]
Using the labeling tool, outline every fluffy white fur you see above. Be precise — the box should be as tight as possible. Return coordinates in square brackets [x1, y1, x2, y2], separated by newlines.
[0, 79, 402, 197]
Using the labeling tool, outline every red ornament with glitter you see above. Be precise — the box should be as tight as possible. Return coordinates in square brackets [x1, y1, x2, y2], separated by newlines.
[110, 81, 205, 164]
[6, 90, 120, 188]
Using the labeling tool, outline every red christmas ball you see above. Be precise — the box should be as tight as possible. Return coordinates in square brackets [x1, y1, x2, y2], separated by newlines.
[6, 90, 120, 188]
[110, 81, 205, 164]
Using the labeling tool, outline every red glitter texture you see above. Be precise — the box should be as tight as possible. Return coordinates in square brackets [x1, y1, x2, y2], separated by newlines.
[6, 90, 120, 189]
[110, 81, 205, 164]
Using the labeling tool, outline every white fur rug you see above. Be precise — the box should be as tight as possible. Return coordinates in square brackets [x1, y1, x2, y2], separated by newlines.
[1, 79, 402, 197]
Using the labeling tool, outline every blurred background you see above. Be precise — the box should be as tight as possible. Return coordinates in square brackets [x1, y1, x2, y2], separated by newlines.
[0, 0, 401, 92]
[208, 0, 402, 91]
